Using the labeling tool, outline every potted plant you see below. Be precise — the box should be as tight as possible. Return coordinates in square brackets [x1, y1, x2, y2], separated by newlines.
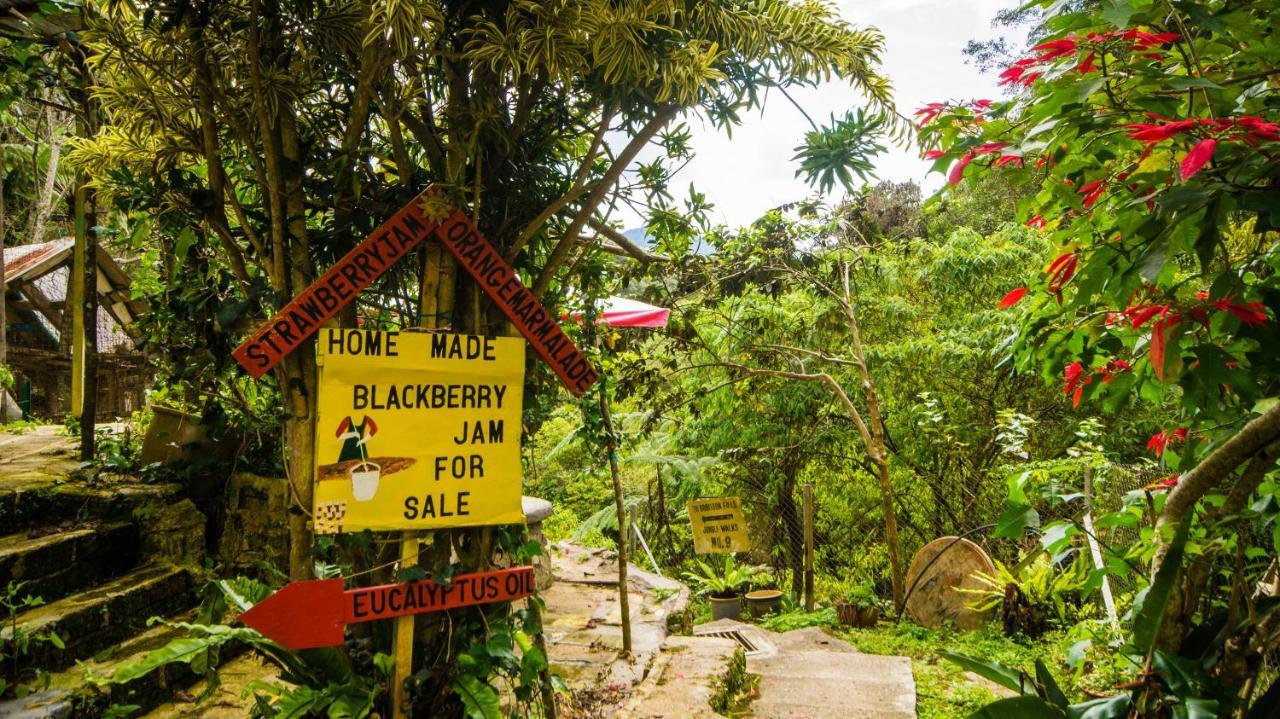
[835, 583, 884, 627]
[683, 557, 756, 621]
[744, 567, 783, 617]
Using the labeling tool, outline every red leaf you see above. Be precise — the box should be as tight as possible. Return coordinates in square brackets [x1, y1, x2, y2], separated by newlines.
[922, 149, 946, 160]
[1180, 138, 1218, 181]
[1150, 318, 1168, 380]
[999, 287, 1028, 309]
[948, 153, 974, 186]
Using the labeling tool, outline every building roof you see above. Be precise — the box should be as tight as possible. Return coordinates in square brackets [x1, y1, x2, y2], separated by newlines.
[4, 238, 145, 353]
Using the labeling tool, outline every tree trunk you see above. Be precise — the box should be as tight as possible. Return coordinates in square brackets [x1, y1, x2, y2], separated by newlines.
[1, 164, 8, 420]
[27, 100, 65, 246]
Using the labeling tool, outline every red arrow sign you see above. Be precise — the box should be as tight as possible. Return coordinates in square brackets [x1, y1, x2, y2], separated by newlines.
[238, 566, 535, 650]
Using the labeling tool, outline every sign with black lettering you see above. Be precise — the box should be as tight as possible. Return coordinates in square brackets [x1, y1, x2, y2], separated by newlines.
[233, 188, 445, 378]
[238, 566, 535, 650]
[433, 208, 599, 397]
[312, 329, 524, 534]
[687, 497, 750, 554]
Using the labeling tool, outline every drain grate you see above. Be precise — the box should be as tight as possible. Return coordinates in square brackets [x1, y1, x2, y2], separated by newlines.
[699, 629, 759, 654]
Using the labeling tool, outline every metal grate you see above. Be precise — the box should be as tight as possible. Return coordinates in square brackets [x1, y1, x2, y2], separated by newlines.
[699, 629, 760, 654]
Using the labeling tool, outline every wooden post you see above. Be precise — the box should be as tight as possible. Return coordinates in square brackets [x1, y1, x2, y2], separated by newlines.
[803, 483, 814, 612]
[600, 388, 632, 654]
[1082, 466, 1119, 630]
[71, 44, 98, 460]
[389, 242, 447, 719]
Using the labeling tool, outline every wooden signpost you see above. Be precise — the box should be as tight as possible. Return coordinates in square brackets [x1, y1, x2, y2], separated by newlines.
[231, 186, 595, 717]
[687, 497, 750, 554]
[239, 566, 535, 650]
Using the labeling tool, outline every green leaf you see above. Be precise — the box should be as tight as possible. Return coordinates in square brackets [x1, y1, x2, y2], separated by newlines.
[47, 631, 65, 650]
[1244, 673, 1280, 718]
[971, 696, 1066, 718]
[1132, 515, 1193, 654]
[939, 651, 1027, 693]
[454, 674, 501, 719]
[1100, 0, 1134, 27]
[1068, 694, 1131, 719]
[995, 503, 1039, 539]
[1036, 659, 1068, 708]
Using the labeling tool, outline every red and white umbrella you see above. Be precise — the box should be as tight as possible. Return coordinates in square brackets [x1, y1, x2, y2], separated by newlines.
[573, 296, 669, 328]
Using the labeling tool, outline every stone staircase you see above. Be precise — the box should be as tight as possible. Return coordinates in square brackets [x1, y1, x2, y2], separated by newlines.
[0, 429, 204, 718]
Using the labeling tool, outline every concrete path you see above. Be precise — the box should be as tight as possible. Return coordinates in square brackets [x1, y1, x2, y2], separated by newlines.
[696, 620, 916, 719]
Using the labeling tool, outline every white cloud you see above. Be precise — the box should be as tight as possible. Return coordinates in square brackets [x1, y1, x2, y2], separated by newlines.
[617, 0, 1021, 230]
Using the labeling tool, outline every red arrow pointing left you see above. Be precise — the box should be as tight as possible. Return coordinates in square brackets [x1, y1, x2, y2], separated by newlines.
[238, 566, 535, 650]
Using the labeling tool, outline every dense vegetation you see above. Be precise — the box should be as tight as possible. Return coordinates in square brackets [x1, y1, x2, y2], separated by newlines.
[2, 0, 1278, 717]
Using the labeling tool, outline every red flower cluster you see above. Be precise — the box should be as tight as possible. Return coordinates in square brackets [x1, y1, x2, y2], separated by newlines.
[1077, 180, 1106, 207]
[1064, 362, 1091, 407]
[914, 102, 947, 126]
[1147, 428, 1188, 456]
[1209, 297, 1269, 327]
[1000, 30, 1180, 88]
[1063, 359, 1134, 407]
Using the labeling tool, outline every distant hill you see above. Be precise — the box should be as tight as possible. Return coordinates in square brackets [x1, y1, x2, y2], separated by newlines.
[623, 227, 651, 248]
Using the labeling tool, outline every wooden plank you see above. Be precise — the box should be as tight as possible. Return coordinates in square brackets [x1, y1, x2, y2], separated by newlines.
[432, 209, 598, 396]
[233, 188, 442, 378]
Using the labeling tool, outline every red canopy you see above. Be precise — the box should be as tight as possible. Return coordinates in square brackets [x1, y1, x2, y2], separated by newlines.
[574, 297, 670, 328]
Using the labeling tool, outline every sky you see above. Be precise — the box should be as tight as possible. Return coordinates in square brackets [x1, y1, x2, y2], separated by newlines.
[620, 0, 1021, 230]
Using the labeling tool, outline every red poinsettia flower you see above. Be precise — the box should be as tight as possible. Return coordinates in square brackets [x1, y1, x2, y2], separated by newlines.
[922, 149, 947, 160]
[949, 153, 974, 186]
[1147, 428, 1189, 456]
[999, 287, 1028, 309]
[998, 57, 1040, 87]
[1180, 138, 1218, 180]
[1063, 361, 1092, 406]
[994, 155, 1024, 168]
[1210, 298, 1269, 326]
[914, 103, 947, 125]
[1126, 119, 1199, 143]
[1077, 180, 1106, 207]
[974, 142, 1008, 156]
[1099, 359, 1133, 383]
[972, 99, 994, 111]
[1076, 51, 1097, 74]
[1123, 304, 1171, 329]
[1033, 37, 1079, 61]
[1235, 115, 1280, 142]
[1026, 215, 1047, 229]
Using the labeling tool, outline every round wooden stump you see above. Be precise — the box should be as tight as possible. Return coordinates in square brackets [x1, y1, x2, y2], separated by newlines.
[904, 536, 996, 631]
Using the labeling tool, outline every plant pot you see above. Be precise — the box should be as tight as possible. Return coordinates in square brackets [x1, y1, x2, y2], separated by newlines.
[857, 606, 881, 626]
[350, 461, 382, 501]
[745, 589, 784, 618]
[709, 595, 743, 621]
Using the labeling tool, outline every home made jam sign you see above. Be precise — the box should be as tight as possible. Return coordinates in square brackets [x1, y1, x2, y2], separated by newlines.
[231, 185, 598, 397]
[313, 329, 525, 534]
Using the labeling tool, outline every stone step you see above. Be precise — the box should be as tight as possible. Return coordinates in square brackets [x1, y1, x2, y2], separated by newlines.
[747, 650, 916, 719]
[0, 623, 203, 719]
[0, 563, 196, 679]
[0, 478, 180, 533]
[0, 523, 142, 604]
[620, 635, 744, 718]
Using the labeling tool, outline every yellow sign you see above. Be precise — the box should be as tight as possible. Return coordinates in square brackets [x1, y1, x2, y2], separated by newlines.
[687, 497, 749, 554]
[313, 329, 525, 534]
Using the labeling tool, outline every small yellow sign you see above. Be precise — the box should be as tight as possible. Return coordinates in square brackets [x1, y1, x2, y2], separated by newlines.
[687, 497, 749, 554]
[313, 329, 525, 534]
